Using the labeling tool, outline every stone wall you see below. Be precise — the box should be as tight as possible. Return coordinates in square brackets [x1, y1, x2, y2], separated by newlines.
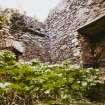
[1, 0, 105, 64]
[0, 9, 51, 62]
[45, 0, 105, 64]
[19, 33, 50, 62]
[9, 12, 50, 62]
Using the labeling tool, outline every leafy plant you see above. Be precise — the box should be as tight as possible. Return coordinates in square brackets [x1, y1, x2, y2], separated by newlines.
[0, 50, 105, 105]
[0, 15, 8, 27]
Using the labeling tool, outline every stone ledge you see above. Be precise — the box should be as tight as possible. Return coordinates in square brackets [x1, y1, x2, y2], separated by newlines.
[77, 14, 105, 37]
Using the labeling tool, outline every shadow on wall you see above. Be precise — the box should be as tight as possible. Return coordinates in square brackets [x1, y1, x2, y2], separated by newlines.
[78, 15, 105, 68]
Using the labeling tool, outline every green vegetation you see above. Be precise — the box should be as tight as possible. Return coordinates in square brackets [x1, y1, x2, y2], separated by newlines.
[0, 50, 105, 105]
[0, 15, 8, 27]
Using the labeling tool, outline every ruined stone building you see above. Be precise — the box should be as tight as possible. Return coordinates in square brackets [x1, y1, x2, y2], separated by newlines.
[0, 0, 105, 68]
[45, 0, 105, 68]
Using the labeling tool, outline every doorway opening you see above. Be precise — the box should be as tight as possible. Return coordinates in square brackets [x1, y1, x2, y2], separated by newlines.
[78, 15, 105, 68]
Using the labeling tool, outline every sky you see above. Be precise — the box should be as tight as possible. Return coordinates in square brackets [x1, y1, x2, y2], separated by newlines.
[0, 0, 61, 21]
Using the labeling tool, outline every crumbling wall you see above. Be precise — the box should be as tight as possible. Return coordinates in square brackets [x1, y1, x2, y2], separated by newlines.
[9, 12, 50, 62]
[45, 0, 105, 63]
[19, 33, 50, 62]
[1, 0, 105, 64]
[0, 9, 51, 62]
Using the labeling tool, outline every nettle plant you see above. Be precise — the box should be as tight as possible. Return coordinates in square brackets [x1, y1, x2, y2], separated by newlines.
[0, 50, 105, 105]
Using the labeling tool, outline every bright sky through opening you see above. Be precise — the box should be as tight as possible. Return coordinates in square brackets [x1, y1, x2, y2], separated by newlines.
[0, 0, 61, 21]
